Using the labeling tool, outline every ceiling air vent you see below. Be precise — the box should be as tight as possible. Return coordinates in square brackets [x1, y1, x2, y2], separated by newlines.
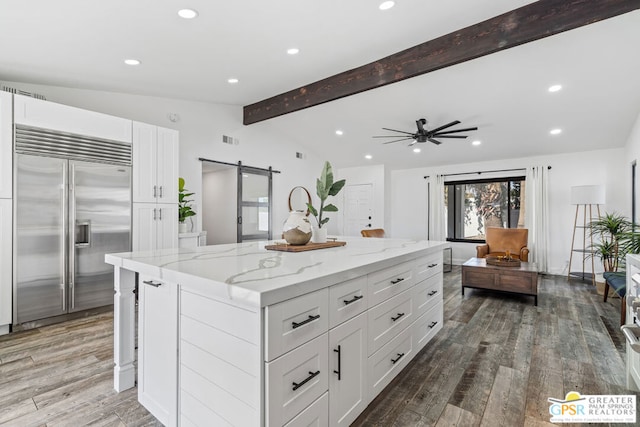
[0, 84, 46, 100]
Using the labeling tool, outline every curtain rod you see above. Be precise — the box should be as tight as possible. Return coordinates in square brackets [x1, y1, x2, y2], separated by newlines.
[199, 157, 281, 174]
[423, 165, 551, 179]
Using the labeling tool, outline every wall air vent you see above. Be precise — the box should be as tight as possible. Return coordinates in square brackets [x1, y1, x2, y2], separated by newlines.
[1, 84, 46, 100]
[296, 152, 304, 159]
[222, 135, 239, 145]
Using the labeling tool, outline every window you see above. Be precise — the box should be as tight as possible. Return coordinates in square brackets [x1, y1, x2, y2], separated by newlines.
[445, 176, 525, 242]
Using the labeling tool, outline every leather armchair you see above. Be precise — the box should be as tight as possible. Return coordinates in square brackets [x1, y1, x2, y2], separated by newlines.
[476, 227, 529, 262]
[361, 228, 385, 238]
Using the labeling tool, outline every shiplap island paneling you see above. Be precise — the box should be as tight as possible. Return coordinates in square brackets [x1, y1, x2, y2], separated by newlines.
[106, 237, 445, 426]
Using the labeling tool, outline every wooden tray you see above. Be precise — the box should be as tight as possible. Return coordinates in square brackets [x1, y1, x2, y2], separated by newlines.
[265, 241, 347, 252]
[486, 256, 521, 267]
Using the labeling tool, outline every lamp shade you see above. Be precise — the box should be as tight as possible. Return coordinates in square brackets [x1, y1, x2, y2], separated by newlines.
[570, 185, 605, 205]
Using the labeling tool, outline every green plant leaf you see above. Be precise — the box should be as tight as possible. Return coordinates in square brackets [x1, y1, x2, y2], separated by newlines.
[306, 203, 318, 217]
[316, 178, 328, 201]
[320, 217, 330, 225]
[178, 177, 185, 192]
[323, 203, 338, 212]
[328, 179, 346, 196]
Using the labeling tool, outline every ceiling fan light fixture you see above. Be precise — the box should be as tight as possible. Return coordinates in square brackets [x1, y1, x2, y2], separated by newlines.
[379, 1, 395, 11]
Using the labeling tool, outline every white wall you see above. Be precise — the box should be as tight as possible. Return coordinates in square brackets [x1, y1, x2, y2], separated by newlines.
[4, 81, 325, 238]
[202, 168, 237, 244]
[389, 148, 627, 274]
[334, 164, 385, 236]
[625, 110, 640, 221]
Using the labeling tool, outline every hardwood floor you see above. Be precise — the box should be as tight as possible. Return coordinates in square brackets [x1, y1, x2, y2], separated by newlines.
[0, 266, 637, 426]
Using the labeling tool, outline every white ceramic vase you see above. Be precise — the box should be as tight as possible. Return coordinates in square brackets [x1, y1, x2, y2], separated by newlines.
[178, 222, 188, 233]
[283, 211, 312, 245]
[311, 225, 328, 244]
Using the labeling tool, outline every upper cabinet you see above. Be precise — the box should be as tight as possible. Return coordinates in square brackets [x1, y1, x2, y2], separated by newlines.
[0, 92, 12, 198]
[13, 95, 132, 142]
[132, 122, 179, 204]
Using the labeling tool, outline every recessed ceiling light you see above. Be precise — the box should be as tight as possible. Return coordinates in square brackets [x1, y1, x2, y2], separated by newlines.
[365, 154, 373, 160]
[287, 48, 299, 55]
[379, 1, 395, 10]
[178, 8, 198, 19]
[550, 128, 562, 135]
[413, 147, 421, 153]
[335, 130, 343, 136]
[124, 59, 140, 66]
[472, 140, 482, 146]
[227, 78, 239, 84]
[548, 84, 562, 92]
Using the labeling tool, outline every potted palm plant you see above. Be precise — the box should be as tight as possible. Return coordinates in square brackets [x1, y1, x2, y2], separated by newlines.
[589, 212, 632, 296]
[178, 177, 196, 233]
[306, 161, 346, 243]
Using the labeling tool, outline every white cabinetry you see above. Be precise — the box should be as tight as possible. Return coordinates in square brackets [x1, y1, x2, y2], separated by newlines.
[132, 203, 178, 251]
[0, 199, 12, 333]
[132, 122, 178, 203]
[138, 274, 178, 427]
[132, 122, 179, 251]
[0, 91, 12, 198]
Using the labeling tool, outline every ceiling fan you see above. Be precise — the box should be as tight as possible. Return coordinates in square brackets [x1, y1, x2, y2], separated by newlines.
[373, 118, 478, 146]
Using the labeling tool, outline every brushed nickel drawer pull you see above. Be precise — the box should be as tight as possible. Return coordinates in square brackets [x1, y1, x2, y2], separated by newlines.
[292, 314, 320, 329]
[343, 295, 363, 305]
[292, 370, 320, 391]
[142, 280, 161, 288]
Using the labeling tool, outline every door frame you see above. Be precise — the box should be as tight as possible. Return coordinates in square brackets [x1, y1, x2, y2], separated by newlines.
[237, 164, 273, 242]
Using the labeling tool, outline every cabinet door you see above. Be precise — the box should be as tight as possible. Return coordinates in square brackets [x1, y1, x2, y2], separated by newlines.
[0, 199, 12, 329]
[0, 91, 11, 198]
[138, 275, 178, 427]
[329, 312, 368, 427]
[156, 204, 178, 250]
[156, 127, 179, 203]
[132, 122, 157, 203]
[132, 204, 157, 252]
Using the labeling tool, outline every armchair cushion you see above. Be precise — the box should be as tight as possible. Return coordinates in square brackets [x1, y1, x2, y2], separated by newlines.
[476, 227, 529, 262]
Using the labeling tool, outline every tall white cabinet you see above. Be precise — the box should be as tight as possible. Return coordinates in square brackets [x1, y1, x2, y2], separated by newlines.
[132, 122, 179, 251]
[0, 91, 12, 334]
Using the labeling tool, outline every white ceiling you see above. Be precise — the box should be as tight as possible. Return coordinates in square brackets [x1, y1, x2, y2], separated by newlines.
[1, 1, 639, 170]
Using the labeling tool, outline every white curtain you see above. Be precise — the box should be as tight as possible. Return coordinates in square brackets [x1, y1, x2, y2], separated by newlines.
[525, 166, 550, 272]
[428, 174, 446, 241]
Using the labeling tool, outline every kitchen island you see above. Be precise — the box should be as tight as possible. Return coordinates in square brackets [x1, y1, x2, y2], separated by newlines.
[106, 237, 446, 427]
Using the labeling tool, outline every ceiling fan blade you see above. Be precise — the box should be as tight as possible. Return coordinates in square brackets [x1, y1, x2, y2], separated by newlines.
[433, 127, 478, 135]
[372, 135, 407, 138]
[383, 137, 414, 144]
[433, 135, 468, 139]
[428, 120, 461, 134]
[381, 127, 415, 135]
[428, 138, 442, 145]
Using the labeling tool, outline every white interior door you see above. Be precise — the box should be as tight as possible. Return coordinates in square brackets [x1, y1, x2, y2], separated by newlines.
[344, 184, 373, 236]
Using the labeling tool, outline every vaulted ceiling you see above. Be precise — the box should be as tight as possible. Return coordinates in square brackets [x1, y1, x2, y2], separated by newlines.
[1, 1, 639, 169]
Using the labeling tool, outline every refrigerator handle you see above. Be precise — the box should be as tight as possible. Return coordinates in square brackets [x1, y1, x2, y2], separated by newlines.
[75, 221, 91, 247]
[61, 182, 67, 312]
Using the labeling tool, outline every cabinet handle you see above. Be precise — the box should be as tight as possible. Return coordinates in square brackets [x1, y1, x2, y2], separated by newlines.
[158, 208, 162, 220]
[159, 185, 163, 198]
[391, 312, 405, 322]
[428, 290, 438, 296]
[428, 321, 438, 329]
[428, 263, 438, 268]
[142, 280, 162, 288]
[153, 208, 157, 221]
[292, 370, 320, 391]
[390, 277, 405, 285]
[333, 345, 341, 380]
[292, 314, 320, 329]
[153, 185, 157, 198]
[391, 353, 405, 364]
[343, 295, 363, 305]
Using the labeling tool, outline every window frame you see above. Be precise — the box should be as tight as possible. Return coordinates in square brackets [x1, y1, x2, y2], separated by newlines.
[445, 175, 526, 243]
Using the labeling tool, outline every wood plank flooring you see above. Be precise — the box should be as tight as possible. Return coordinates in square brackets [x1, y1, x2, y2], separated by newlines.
[0, 266, 637, 426]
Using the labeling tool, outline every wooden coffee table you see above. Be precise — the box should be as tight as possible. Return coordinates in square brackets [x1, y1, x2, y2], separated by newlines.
[462, 257, 539, 305]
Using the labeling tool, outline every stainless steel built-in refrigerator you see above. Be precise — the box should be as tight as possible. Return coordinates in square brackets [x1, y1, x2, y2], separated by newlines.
[14, 125, 131, 325]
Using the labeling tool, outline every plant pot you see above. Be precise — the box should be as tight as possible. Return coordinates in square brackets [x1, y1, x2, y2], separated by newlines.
[178, 222, 188, 234]
[311, 226, 328, 244]
[283, 211, 312, 245]
[596, 280, 617, 298]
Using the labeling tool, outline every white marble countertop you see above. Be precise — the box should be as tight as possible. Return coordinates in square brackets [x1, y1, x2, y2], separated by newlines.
[106, 237, 446, 307]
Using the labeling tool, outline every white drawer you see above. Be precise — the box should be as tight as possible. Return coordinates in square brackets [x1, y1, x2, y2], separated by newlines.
[329, 276, 367, 329]
[413, 302, 443, 352]
[283, 392, 328, 427]
[368, 260, 415, 308]
[265, 288, 329, 361]
[266, 333, 329, 427]
[413, 274, 443, 318]
[414, 251, 443, 283]
[367, 288, 414, 356]
[368, 325, 414, 399]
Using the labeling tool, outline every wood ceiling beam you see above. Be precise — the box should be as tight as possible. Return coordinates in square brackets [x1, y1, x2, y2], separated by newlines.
[243, 0, 639, 125]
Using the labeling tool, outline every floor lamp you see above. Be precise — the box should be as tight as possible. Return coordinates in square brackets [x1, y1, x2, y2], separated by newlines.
[568, 185, 605, 286]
